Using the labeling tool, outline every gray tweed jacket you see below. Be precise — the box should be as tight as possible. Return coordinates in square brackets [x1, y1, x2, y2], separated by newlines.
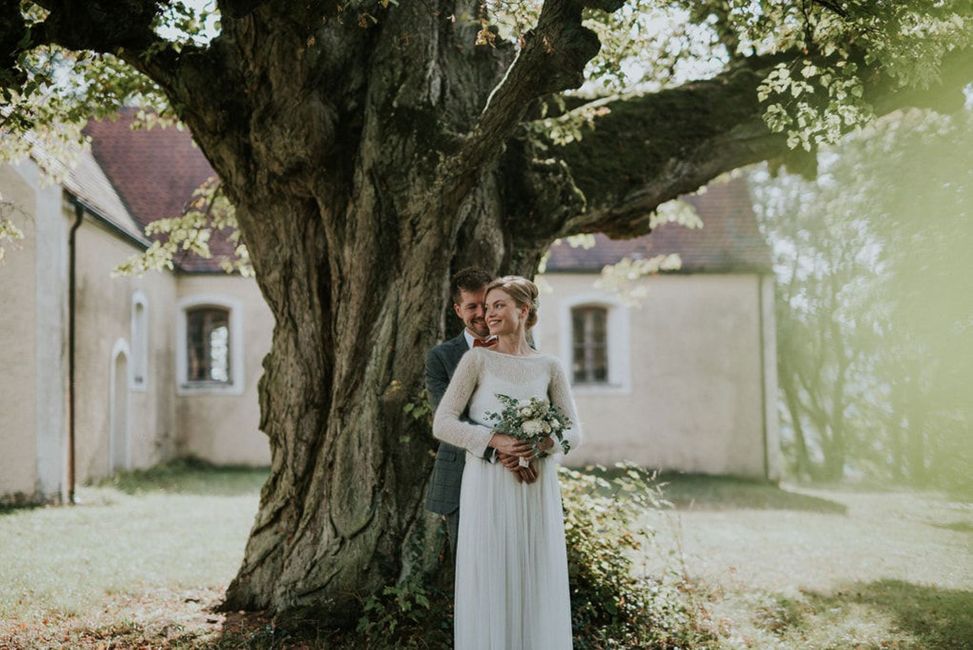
[425, 332, 491, 515]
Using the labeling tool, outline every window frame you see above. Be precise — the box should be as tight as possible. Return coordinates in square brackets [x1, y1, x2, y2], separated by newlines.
[559, 293, 632, 395]
[109, 337, 132, 471]
[571, 305, 610, 384]
[130, 290, 149, 391]
[176, 294, 245, 396]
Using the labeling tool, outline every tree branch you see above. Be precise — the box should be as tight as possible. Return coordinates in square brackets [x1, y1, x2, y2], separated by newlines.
[543, 54, 789, 237]
[12, 1, 197, 95]
[0, 0, 29, 86]
[547, 44, 973, 238]
[439, 0, 624, 215]
[216, 0, 268, 20]
[31, 0, 162, 52]
[812, 0, 849, 19]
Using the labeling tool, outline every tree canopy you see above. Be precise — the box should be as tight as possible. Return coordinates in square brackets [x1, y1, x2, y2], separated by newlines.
[2, 1, 972, 268]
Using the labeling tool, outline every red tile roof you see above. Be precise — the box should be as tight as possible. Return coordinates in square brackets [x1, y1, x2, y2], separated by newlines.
[545, 176, 772, 274]
[85, 110, 770, 275]
[84, 108, 237, 273]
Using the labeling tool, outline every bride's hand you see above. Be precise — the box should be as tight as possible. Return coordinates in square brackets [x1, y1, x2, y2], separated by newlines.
[489, 433, 533, 458]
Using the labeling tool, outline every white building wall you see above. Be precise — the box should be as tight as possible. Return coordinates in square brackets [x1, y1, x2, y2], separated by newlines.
[760, 274, 781, 480]
[175, 274, 273, 465]
[71, 209, 179, 483]
[3, 151, 779, 497]
[537, 271, 776, 478]
[34, 174, 68, 500]
[0, 165, 42, 502]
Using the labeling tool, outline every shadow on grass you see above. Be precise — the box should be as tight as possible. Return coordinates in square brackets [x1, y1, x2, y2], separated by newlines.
[0, 502, 43, 517]
[808, 579, 973, 649]
[0, 608, 294, 650]
[95, 457, 270, 497]
[654, 472, 848, 514]
[930, 520, 973, 534]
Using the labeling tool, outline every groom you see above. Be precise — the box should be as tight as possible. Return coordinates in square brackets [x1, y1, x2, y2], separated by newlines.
[424, 267, 534, 560]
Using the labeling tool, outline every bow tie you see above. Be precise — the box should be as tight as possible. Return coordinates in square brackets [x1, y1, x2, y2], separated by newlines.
[473, 337, 497, 348]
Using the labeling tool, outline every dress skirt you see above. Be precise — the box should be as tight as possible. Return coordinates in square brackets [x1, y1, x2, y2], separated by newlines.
[454, 452, 573, 650]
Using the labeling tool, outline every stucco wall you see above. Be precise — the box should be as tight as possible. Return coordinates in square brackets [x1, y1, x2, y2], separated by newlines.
[0, 161, 70, 502]
[72, 213, 179, 483]
[0, 165, 40, 500]
[175, 274, 272, 465]
[536, 272, 774, 478]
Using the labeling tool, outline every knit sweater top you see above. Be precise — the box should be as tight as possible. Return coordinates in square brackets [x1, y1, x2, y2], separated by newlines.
[432, 347, 583, 461]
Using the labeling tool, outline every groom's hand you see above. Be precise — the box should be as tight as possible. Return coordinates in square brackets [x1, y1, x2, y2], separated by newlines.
[517, 461, 538, 484]
[497, 451, 521, 471]
[498, 452, 538, 484]
[489, 433, 533, 458]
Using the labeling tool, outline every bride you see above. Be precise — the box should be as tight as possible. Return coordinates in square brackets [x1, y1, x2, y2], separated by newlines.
[433, 275, 582, 650]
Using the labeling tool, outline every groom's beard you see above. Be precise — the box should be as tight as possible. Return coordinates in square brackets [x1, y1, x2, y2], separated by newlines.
[469, 319, 489, 338]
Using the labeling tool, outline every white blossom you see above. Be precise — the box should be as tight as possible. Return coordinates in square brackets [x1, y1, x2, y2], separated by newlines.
[521, 419, 546, 436]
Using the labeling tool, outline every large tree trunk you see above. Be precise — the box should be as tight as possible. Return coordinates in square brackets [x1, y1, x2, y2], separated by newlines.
[201, 9, 515, 621]
[217, 187, 507, 622]
[222, 197, 456, 621]
[160, 3, 778, 621]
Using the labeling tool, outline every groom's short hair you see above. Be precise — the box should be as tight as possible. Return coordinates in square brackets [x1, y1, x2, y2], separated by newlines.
[450, 267, 494, 304]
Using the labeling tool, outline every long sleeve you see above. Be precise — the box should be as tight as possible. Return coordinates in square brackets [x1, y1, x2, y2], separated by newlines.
[548, 357, 583, 461]
[433, 349, 494, 458]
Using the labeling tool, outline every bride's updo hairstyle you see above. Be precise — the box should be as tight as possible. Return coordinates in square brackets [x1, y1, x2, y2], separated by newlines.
[484, 275, 540, 330]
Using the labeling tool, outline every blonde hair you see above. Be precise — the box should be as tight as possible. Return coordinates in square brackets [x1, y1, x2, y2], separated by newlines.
[484, 275, 539, 330]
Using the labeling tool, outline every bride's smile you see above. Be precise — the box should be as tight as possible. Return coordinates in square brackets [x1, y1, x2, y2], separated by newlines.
[486, 291, 529, 337]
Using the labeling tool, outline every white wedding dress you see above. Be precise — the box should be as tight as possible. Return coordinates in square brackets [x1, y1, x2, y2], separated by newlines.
[432, 347, 582, 650]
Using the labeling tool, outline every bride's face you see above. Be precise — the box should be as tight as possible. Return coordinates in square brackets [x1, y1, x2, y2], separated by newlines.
[485, 288, 528, 336]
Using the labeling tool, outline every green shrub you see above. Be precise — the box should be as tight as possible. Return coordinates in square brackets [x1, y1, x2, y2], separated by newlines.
[561, 464, 715, 649]
[355, 574, 451, 649]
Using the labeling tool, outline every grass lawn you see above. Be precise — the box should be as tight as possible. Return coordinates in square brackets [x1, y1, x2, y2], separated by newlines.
[642, 474, 973, 649]
[0, 460, 270, 648]
[1, 461, 971, 648]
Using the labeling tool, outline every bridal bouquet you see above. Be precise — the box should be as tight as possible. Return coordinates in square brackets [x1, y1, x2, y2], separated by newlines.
[485, 395, 572, 468]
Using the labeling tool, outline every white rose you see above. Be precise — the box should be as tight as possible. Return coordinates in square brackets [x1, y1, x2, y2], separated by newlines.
[522, 419, 545, 436]
[542, 422, 551, 433]
[519, 407, 533, 417]
[550, 419, 562, 431]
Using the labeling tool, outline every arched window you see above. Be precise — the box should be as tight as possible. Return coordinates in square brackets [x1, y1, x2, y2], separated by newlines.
[186, 306, 232, 383]
[571, 305, 608, 384]
[176, 295, 244, 395]
[131, 291, 148, 389]
[109, 338, 131, 472]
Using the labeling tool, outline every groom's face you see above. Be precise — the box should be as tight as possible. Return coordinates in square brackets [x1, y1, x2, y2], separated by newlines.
[453, 287, 490, 339]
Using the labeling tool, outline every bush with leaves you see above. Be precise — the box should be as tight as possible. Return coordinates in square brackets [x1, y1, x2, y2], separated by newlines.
[562, 465, 714, 649]
[354, 573, 451, 650]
